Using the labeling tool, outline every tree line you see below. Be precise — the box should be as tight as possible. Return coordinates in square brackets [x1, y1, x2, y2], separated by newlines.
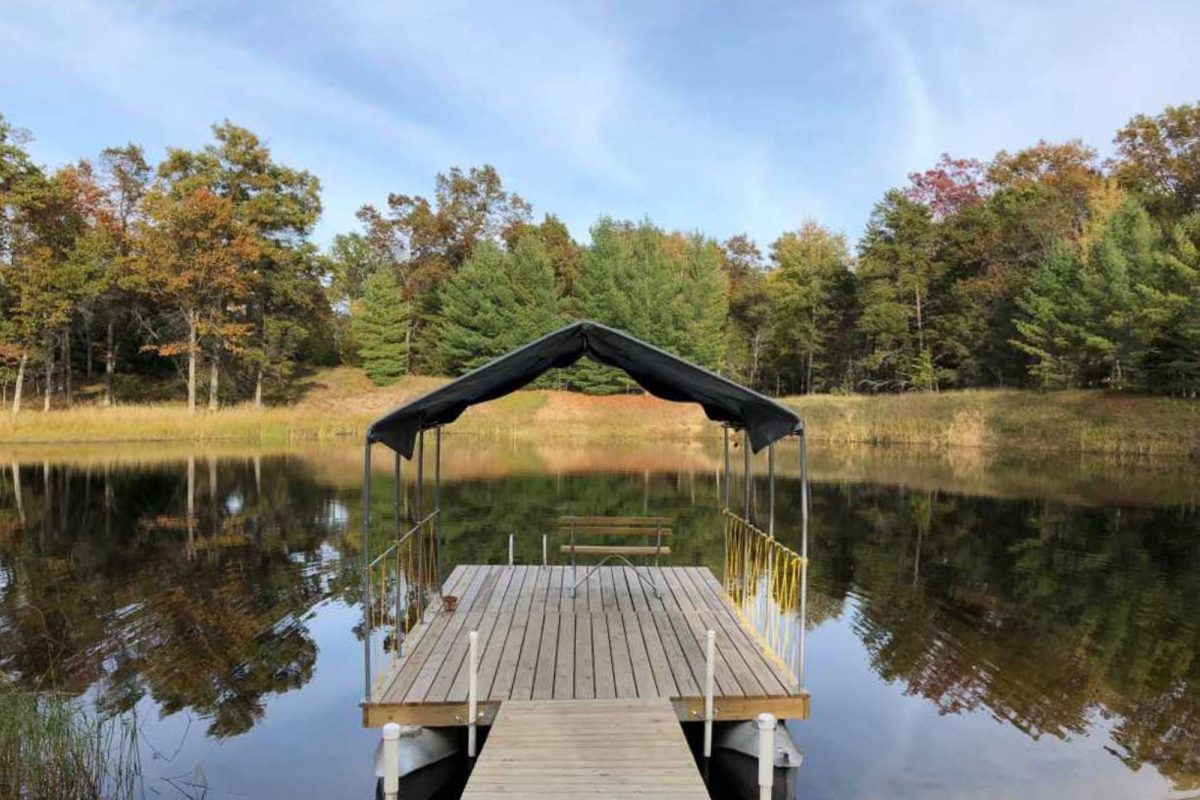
[2, 100, 1199, 412]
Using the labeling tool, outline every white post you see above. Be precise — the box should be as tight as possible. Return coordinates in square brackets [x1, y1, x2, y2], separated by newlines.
[542, 533, 547, 566]
[508, 534, 515, 566]
[703, 629, 716, 758]
[757, 712, 775, 800]
[468, 630, 479, 757]
[381, 722, 401, 800]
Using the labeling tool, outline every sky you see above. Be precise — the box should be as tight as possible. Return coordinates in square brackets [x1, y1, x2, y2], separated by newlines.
[2, 0, 1199, 249]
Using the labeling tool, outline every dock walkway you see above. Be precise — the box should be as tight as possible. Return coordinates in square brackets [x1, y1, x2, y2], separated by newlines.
[460, 698, 709, 799]
[363, 564, 809, 727]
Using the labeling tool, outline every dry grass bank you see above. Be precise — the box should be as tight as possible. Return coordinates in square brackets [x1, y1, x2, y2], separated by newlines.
[1, 367, 1197, 458]
[785, 389, 1200, 458]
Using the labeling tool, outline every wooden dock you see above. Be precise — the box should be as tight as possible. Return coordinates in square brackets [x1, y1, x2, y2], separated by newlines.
[362, 564, 809, 727]
[460, 698, 709, 799]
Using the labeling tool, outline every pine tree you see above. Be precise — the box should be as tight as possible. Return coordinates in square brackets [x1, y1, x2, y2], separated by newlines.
[855, 192, 945, 390]
[1140, 213, 1200, 395]
[572, 218, 727, 393]
[352, 269, 409, 385]
[1012, 195, 1160, 389]
[436, 236, 562, 375]
[1011, 244, 1087, 388]
[765, 221, 853, 394]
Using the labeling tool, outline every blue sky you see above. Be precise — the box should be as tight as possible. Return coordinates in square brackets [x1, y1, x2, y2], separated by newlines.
[2, 0, 1198, 248]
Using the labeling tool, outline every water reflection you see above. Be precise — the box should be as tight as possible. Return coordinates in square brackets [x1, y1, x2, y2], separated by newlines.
[0, 442, 1197, 798]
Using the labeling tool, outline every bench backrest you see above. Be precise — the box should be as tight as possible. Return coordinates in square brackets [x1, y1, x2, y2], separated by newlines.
[558, 516, 672, 539]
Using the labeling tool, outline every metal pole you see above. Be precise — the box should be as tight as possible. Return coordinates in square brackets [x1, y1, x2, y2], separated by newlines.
[416, 431, 425, 609]
[381, 723, 401, 800]
[393, 450, 402, 653]
[722, 425, 731, 510]
[743, 430, 752, 521]
[703, 629, 716, 758]
[508, 533, 515, 566]
[798, 431, 809, 690]
[468, 630, 479, 757]
[435, 426, 443, 588]
[542, 533, 548, 566]
[393, 451, 401, 531]
[767, 442, 776, 539]
[361, 439, 373, 702]
[757, 713, 776, 800]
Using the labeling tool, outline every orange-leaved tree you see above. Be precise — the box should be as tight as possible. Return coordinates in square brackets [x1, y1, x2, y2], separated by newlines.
[128, 187, 259, 412]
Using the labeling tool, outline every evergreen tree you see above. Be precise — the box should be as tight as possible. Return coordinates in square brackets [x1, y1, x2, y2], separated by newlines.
[765, 221, 854, 394]
[1013, 195, 1159, 389]
[436, 236, 562, 375]
[1142, 214, 1200, 395]
[856, 192, 945, 390]
[352, 269, 409, 385]
[1011, 244, 1088, 388]
[573, 219, 727, 393]
[719, 235, 771, 388]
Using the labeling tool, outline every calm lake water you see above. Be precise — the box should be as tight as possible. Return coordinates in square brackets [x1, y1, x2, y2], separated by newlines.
[1, 438, 1197, 799]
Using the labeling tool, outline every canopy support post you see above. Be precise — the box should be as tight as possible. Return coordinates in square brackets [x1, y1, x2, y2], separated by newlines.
[392, 451, 401, 531]
[361, 438, 373, 702]
[743, 429, 752, 522]
[722, 425, 731, 511]
[393, 449, 402, 655]
[416, 431, 425, 610]
[435, 426, 443, 589]
[767, 442, 775, 538]
[798, 430, 809, 690]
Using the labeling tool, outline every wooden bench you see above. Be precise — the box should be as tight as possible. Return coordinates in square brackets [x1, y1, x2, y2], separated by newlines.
[559, 515, 672, 597]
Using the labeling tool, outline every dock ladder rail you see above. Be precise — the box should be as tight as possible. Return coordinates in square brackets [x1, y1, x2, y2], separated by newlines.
[558, 515, 672, 597]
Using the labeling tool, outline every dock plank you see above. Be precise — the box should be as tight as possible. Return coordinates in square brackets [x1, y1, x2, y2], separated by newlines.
[499, 563, 544, 701]
[402, 566, 499, 703]
[460, 698, 708, 800]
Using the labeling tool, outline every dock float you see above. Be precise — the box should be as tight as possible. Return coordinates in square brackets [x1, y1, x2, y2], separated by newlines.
[363, 564, 809, 727]
[460, 697, 708, 799]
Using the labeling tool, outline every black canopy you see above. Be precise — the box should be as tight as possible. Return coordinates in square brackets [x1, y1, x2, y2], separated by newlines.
[367, 321, 802, 457]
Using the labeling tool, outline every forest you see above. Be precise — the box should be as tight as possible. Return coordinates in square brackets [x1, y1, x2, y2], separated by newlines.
[1, 100, 1199, 413]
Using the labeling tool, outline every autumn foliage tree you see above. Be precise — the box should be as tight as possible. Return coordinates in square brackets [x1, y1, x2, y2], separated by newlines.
[129, 187, 259, 412]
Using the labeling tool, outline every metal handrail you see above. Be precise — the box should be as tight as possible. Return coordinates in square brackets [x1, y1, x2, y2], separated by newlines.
[366, 509, 440, 569]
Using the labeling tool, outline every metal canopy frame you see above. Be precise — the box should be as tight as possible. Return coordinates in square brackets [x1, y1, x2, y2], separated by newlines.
[361, 426, 447, 702]
[720, 423, 811, 690]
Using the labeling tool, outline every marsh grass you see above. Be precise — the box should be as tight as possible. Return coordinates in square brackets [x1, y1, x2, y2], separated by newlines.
[785, 389, 1200, 458]
[0, 684, 162, 800]
[1, 367, 1197, 459]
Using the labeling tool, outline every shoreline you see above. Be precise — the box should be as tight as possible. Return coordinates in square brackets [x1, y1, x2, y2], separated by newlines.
[1, 373, 1197, 460]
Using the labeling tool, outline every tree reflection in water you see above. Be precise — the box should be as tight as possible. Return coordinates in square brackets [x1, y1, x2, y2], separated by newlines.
[0, 445, 1196, 794]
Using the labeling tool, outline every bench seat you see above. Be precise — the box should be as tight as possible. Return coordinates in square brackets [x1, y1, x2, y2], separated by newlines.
[560, 544, 673, 557]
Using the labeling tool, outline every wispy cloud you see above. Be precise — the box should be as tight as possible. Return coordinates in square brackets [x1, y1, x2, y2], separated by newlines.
[2, 0, 1197, 246]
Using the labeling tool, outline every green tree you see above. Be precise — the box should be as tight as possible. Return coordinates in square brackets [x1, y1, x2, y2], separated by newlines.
[856, 192, 945, 390]
[352, 268, 409, 385]
[572, 218, 727, 393]
[765, 221, 854, 394]
[436, 236, 562, 375]
[1010, 244, 1088, 388]
[1013, 195, 1160, 389]
[358, 165, 532, 373]
[503, 213, 580, 294]
[719, 235, 771, 388]
[1142, 214, 1200, 395]
[326, 232, 389, 365]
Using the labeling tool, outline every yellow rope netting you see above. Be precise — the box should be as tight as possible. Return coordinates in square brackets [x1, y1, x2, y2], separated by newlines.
[722, 510, 807, 679]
